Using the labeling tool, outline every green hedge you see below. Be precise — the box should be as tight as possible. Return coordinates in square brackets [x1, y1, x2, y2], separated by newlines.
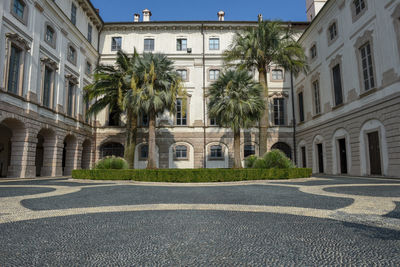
[72, 168, 312, 183]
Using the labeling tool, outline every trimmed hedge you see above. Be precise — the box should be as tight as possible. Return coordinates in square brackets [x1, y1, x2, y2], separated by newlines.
[72, 168, 312, 183]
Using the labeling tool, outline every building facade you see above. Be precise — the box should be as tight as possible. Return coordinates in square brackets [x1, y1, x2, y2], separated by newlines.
[295, 0, 400, 177]
[0, 0, 399, 178]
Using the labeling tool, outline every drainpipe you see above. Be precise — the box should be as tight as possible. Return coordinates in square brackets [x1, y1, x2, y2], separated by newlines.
[201, 24, 206, 168]
[290, 69, 297, 165]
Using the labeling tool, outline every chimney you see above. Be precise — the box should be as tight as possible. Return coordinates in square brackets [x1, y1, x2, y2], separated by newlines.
[217, 11, 225, 21]
[142, 9, 152, 22]
[134, 13, 140, 22]
[258, 14, 263, 22]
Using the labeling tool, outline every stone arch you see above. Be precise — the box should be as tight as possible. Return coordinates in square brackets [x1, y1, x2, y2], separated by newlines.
[168, 142, 194, 169]
[62, 134, 78, 176]
[134, 143, 159, 169]
[81, 139, 92, 169]
[206, 142, 229, 169]
[359, 119, 388, 176]
[271, 142, 292, 159]
[331, 128, 351, 175]
[35, 128, 56, 177]
[0, 118, 30, 177]
[312, 134, 326, 174]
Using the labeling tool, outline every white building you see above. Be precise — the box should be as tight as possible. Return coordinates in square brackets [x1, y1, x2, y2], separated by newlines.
[0, 0, 399, 177]
[295, 0, 400, 177]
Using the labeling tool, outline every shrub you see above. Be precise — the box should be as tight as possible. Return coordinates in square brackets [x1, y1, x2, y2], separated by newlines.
[253, 158, 268, 169]
[245, 155, 258, 168]
[263, 150, 294, 169]
[72, 168, 312, 182]
[95, 156, 129, 170]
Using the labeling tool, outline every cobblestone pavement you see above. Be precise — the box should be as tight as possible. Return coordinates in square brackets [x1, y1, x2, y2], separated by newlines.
[0, 176, 399, 266]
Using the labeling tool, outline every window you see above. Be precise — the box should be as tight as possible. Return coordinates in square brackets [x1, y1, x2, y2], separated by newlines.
[144, 38, 154, 51]
[271, 69, 283, 81]
[71, 3, 77, 25]
[111, 37, 122, 51]
[244, 145, 256, 158]
[87, 24, 92, 43]
[359, 42, 375, 91]
[175, 145, 188, 159]
[67, 81, 74, 116]
[108, 109, 120, 126]
[12, 0, 25, 20]
[67, 45, 76, 64]
[7, 45, 22, 94]
[210, 117, 217, 126]
[43, 66, 53, 108]
[141, 113, 149, 126]
[354, 0, 366, 16]
[313, 80, 321, 115]
[86, 61, 92, 75]
[210, 145, 223, 158]
[332, 64, 343, 106]
[298, 92, 304, 122]
[85, 100, 90, 123]
[310, 45, 317, 59]
[209, 38, 220, 50]
[328, 22, 338, 41]
[45, 25, 56, 47]
[176, 99, 187, 126]
[176, 39, 187, 51]
[273, 98, 285, 125]
[140, 145, 148, 160]
[100, 142, 124, 158]
[176, 69, 187, 81]
[209, 69, 220, 81]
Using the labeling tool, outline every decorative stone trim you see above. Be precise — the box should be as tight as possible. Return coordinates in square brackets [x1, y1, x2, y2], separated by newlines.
[41, 57, 59, 71]
[5, 33, 31, 51]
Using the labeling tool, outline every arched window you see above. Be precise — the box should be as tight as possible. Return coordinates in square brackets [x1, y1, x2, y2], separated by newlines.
[271, 69, 283, 80]
[175, 145, 188, 159]
[100, 142, 124, 158]
[271, 142, 292, 159]
[244, 145, 255, 158]
[139, 145, 149, 160]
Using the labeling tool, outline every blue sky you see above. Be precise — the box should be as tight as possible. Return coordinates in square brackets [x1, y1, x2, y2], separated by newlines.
[91, 0, 307, 22]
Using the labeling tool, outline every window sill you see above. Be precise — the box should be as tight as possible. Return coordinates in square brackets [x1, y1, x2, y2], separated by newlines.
[208, 157, 224, 161]
[173, 158, 189, 161]
[312, 114, 322, 120]
[332, 103, 345, 110]
[359, 87, 378, 99]
[297, 121, 305, 126]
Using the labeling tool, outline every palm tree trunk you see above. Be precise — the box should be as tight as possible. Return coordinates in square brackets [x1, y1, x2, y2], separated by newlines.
[233, 129, 242, 168]
[258, 69, 269, 157]
[124, 109, 137, 169]
[147, 110, 157, 169]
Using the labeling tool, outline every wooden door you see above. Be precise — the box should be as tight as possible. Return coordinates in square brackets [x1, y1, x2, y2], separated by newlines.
[317, 144, 324, 173]
[338, 138, 348, 174]
[368, 131, 382, 175]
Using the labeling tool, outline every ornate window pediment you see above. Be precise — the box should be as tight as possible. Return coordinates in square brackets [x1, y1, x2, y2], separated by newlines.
[6, 33, 30, 50]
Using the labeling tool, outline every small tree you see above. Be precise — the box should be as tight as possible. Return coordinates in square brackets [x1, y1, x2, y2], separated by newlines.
[208, 69, 264, 168]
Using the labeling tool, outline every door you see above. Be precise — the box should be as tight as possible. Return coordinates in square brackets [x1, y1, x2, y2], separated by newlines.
[317, 143, 324, 173]
[301, 146, 307, 168]
[338, 138, 347, 174]
[368, 131, 382, 175]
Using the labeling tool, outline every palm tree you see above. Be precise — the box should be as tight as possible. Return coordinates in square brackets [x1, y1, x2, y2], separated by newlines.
[208, 69, 264, 168]
[84, 50, 138, 168]
[127, 53, 183, 169]
[224, 20, 307, 156]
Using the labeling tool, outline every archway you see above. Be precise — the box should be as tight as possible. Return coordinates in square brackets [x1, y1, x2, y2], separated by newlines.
[81, 139, 91, 169]
[0, 118, 27, 177]
[62, 134, 77, 176]
[271, 142, 292, 159]
[35, 128, 56, 177]
[100, 142, 124, 158]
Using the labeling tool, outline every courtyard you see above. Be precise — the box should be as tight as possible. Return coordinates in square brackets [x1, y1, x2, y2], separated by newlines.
[0, 176, 399, 265]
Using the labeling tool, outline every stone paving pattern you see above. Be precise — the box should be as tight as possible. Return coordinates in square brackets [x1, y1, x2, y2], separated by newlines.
[0, 176, 399, 266]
